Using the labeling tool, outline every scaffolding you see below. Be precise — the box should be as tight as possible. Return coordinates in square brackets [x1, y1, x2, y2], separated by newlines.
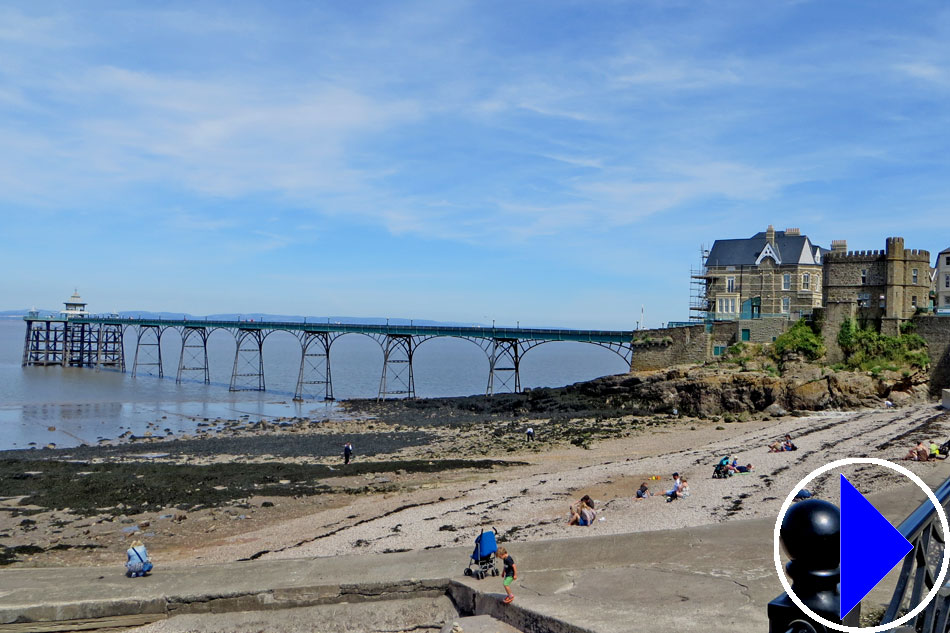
[689, 244, 710, 321]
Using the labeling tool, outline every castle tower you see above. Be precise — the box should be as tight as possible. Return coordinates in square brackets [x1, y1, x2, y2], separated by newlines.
[885, 237, 904, 319]
[831, 240, 848, 254]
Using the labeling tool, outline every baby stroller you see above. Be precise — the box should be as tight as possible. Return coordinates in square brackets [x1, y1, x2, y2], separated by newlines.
[463, 528, 500, 580]
[712, 457, 732, 479]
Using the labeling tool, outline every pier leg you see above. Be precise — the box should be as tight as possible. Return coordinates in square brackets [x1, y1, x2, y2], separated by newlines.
[230, 329, 266, 391]
[295, 332, 334, 401]
[132, 325, 163, 378]
[487, 338, 521, 395]
[21, 320, 32, 367]
[377, 335, 415, 400]
[177, 327, 210, 384]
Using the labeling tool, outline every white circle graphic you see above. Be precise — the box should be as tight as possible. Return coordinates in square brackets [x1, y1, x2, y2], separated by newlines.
[773, 458, 949, 633]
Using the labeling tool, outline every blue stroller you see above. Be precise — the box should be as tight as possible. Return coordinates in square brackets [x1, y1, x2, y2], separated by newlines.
[463, 528, 500, 580]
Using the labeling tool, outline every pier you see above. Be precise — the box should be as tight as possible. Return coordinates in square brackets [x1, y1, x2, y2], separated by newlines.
[22, 311, 639, 400]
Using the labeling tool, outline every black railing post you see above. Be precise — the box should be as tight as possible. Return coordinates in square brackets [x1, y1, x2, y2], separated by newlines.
[768, 499, 860, 632]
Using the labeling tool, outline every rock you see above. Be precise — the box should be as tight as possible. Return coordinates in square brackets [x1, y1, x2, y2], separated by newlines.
[765, 403, 789, 417]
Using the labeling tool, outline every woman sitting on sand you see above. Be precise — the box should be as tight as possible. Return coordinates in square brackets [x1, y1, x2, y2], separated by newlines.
[568, 495, 596, 526]
[635, 482, 651, 499]
[903, 441, 930, 461]
[769, 434, 796, 452]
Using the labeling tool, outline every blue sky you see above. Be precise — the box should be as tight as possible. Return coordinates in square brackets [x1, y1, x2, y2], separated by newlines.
[1, 1, 948, 329]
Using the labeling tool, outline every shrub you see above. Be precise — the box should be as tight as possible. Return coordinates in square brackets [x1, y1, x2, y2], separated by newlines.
[837, 319, 931, 371]
[773, 319, 826, 361]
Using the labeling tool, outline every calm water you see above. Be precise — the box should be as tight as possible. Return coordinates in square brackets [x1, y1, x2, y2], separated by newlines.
[0, 318, 629, 451]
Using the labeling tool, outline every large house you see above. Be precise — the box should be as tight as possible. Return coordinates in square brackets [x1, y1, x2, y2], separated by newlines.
[937, 246, 950, 314]
[696, 225, 829, 321]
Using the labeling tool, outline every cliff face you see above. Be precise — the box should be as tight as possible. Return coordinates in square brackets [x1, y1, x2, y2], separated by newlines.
[571, 363, 931, 417]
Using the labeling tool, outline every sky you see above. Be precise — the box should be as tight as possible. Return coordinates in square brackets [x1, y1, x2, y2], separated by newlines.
[1, 1, 948, 329]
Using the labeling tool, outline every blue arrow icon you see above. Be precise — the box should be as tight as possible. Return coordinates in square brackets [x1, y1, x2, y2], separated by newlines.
[840, 474, 913, 618]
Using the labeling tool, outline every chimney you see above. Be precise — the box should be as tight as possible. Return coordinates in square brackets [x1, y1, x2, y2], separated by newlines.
[785, 228, 800, 236]
[831, 240, 848, 253]
[766, 224, 775, 245]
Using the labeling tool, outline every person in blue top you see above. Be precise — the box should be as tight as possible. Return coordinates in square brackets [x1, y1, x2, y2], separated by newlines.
[126, 540, 153, 577]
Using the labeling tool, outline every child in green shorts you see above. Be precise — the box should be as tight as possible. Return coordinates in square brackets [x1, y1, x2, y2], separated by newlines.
[496, 547, 517, 603]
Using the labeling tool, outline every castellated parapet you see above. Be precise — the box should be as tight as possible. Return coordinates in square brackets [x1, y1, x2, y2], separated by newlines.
[823, 237, 930, 321]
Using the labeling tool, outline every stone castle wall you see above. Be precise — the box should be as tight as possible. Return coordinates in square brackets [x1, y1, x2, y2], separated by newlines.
[629, 325, 708, 371]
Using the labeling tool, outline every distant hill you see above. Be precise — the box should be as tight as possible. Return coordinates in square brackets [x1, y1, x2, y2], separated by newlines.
[0, 309, 57, 319]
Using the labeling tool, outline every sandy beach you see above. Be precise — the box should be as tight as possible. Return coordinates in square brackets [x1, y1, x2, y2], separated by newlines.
[3, 397, 949, 571]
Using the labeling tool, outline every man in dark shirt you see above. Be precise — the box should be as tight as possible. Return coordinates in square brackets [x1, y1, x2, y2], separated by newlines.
[343, 442, 353, 465]
[496, 547, 517, 603]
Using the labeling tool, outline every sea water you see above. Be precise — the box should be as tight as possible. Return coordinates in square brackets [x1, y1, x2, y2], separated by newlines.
[0, 319, 629, 450]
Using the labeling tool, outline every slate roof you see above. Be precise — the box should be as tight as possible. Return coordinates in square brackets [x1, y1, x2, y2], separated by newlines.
[706, 230, 826, 267]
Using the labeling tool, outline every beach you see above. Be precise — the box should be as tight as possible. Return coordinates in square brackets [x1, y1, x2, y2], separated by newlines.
[3, 394, 949, 571]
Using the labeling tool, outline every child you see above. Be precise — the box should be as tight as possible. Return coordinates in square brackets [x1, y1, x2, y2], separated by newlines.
[496, 547, 517, 603]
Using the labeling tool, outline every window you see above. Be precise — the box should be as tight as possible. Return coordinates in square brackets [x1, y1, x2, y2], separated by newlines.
[880, 295, 886, 308]
[945, 274, 949, 289]
[912, 296, 918, 308]
[858, 292, 870, 308]
[782, 273, 791, 290]
[945, 296, 950, 305]
[726, 276, 735, 293]
[714, 345, 726, 356]
[912, 269, 918, 284]
[741, 329, 750, 342]
[861, 269, 867, 285]
[802, 273, 810, 290]
[781, 297, 790, 313]
[730, 298, 736, 314]
[946, 255, 950, 265]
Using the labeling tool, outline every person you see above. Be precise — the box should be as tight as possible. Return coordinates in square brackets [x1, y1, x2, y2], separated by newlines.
[904, 441, 929, 461]
[667, 477, 690, 502]
[769, 434, 796, 452]
[664, 473, 682, 500]
[496, 547, 517, 604]
[126, 540, 153, 578]
[931, 441, 941, 459]
[793, 489, 813, 502]
[736, 463, 754, 473]
[727, 456, 740, 473]
[343, 442, 353, 465]
[568, 495, 596, 526]
[885, 400, 895, 408]
[525, 427, 534, 442]
[636, 482, 651, 499]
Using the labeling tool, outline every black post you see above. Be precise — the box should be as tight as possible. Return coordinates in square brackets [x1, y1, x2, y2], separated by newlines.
[768, 499, 860, 632]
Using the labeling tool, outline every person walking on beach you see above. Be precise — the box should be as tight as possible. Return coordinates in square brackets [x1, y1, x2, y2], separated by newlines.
[496, 546, 517, 603]
[343, 442, 353, 465]
[525, 427, 534, 442]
